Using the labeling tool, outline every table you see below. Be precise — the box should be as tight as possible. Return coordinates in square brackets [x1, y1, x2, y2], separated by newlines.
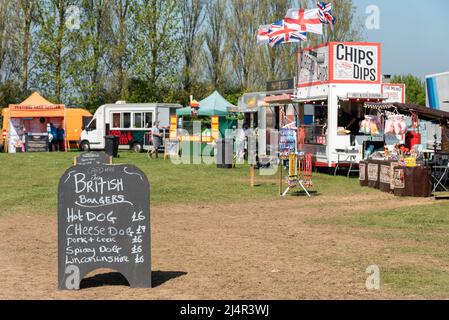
[361, 159, 431, 197]
[393, 166, 431, 197]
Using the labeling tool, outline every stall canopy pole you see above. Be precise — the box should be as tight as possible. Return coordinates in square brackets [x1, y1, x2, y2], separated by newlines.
[64, 107, 69, 152]
[278, 105, 283, 196]
[250, 112, 255, 187]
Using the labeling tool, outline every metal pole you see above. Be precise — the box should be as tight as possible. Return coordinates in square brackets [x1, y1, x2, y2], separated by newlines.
[279, 105, 283, 196]
[250, 112, 255, 187]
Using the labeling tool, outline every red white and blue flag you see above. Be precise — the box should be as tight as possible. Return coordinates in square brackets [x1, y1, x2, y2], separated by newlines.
[257, 24, 271, 44]
[317, 2, 336, 30]
[267, 20, 307, 47]
[284, 8, 323, 35]
[256, 2, 336, 46]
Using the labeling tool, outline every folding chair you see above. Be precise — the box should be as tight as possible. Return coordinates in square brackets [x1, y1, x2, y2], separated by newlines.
[432, 162, 449, 193]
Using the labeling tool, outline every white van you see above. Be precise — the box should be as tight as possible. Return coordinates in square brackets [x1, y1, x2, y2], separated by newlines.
[80, 102, 182, 152]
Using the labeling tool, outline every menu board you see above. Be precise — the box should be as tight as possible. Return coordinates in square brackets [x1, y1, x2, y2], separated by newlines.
[26, 135, 49, 152]
[75, 152, 112, 166]
[164, 139, 179, 159]
[58, 164, 151, 290]
[279, 128, 297, 159]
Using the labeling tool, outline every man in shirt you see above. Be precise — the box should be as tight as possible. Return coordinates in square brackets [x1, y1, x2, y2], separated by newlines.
[151, 121, 162, 159]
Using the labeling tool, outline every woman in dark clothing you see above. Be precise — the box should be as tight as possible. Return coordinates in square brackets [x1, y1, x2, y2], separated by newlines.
[57, 126, 65, 151]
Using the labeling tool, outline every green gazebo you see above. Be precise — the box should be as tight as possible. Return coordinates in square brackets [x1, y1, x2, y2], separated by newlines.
[177, 91, 236, 138]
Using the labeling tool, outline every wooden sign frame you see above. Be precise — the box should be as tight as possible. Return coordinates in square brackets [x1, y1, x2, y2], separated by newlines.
[74, 152, 113, 166]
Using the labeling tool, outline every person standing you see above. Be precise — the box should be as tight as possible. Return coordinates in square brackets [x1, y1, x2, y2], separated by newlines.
[47, 123, 53, 151]
[237, 123, 249, 163]
[57, 125, 65, 152]
[151, 121, 162, 159]
[50, 123, 58, 151]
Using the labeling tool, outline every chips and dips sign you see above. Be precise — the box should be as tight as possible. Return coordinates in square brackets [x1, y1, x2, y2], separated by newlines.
[297, 42, 381, 87]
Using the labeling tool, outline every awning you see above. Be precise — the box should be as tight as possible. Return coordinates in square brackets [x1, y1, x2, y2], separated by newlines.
[364, 102, 449, 123]
[10, 109, 65, 118]
[9, 92, 65, 118]
[177, 91, 234, 117]
[292, 95, 328, 103]
[264, 94, 293, 105]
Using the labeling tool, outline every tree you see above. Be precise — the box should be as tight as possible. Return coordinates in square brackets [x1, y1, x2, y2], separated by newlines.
[0, 0, 12, 82]
[34, 0, 77, 102]
[320, 0, 364, 43]
[130, 0, 181, 102]
[110, 0, 132, 100]
[203, 0, 228, 90]
[17, 0, 37, 93]
[257, 0, 295, 85]
[228, 0, 264, 90]
[180, 0, 205, 96]
[69, 0, 111, 108]
[391, 74, 426, 106]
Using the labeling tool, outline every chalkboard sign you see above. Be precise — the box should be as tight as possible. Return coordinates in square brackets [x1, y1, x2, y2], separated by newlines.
[75, 152, 112, 166]
[58, 164, 151, 290]
[164, 139, 179, 160]
[266, 78, 294, 92]
[26, 135, 48, 152]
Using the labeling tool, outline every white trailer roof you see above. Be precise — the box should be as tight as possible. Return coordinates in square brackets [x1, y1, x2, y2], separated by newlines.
[102, 103, 182, 109]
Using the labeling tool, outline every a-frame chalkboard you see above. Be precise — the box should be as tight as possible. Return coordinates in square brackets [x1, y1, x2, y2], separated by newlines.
[58, 164, 151, 290]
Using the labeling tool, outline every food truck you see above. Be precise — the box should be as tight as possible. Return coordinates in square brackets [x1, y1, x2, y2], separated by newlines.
[0, 92, 91, 153]
[292, 42, 387, 166]
[80, 102, 182, 152]
[237, 42, 423, 167]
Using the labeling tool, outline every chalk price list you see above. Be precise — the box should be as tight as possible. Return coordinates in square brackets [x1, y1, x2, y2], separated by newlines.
[64, 208, 147, 265]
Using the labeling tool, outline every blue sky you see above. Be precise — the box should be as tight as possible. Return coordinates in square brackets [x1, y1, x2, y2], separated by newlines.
[353, 0, 449, 78]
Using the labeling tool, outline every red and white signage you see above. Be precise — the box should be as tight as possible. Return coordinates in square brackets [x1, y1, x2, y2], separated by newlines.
[297, 42, 382, 87]
[297, 44, 329, 87]
[330, 42, 381, 83]
[382, 83, 406, 103]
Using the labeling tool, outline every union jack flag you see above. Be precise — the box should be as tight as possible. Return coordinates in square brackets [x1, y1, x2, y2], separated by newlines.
[257, 24, 271, 44]
[268, 20, 307, 47]
[317, 2, 336, 30]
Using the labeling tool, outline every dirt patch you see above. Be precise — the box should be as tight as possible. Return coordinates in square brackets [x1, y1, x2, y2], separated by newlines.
[0, 193, 433, 299]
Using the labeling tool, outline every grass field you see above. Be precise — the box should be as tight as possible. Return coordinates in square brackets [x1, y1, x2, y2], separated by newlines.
[1, 151, 449, 299]
[0, 151, 375, 216]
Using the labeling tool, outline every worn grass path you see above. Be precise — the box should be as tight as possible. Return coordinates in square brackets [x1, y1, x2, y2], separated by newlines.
[1, 152, 449, 299]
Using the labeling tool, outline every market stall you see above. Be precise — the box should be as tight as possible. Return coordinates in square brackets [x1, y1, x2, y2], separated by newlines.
[292, 42, 394, 168]
[174, 91, 237, 158]
[358, 102, 449, 197]
[1, 92, 91, 153]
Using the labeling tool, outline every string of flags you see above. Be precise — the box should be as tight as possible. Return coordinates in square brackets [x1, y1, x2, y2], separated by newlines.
[257, 2, 336, 47]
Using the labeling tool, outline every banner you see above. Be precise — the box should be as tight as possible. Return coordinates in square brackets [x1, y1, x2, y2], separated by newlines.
[331, 42, 381, 83]
[382, 84, 406, 103]
[297, 44, 329, 87]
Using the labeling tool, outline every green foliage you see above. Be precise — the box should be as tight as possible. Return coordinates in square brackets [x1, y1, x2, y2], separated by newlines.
[0, 81, 23, 106]
[0, 0, 365, 111]
[391, 74, 426, 105]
